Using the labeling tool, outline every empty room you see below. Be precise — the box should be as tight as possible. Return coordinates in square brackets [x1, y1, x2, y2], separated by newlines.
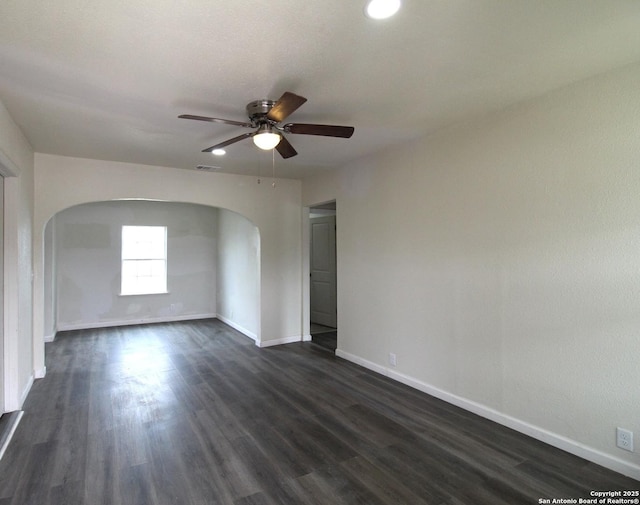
[0, 1, 639, 503]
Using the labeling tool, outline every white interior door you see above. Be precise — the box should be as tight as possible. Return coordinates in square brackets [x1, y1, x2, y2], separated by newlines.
[310, 215, 337, 327]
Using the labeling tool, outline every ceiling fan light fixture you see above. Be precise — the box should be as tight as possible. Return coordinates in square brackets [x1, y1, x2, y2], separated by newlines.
[253, 124, 281, 150]
[181, 91, 354, 159]
[365, 0, 401, 19]
[211, 149, 226, 156]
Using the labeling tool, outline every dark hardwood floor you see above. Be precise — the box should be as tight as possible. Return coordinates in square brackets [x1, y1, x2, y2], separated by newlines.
[0, 319, 637, 504]
[310, 326, 337, 353]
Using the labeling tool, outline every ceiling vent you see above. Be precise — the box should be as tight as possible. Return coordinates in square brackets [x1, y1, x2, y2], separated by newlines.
[195, 165, 221, 171]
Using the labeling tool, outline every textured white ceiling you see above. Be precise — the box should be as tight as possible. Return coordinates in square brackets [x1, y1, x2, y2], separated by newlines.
[2, 0, 640, 179]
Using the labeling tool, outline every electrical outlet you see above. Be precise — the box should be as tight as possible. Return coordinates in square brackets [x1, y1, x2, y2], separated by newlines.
[388, 353, 397, 367]
[616, 427, 634, 452]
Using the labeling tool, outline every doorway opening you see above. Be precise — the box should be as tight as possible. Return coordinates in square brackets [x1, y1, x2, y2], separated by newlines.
[309, 201, 337, 352]
[41, 201, 260, 343]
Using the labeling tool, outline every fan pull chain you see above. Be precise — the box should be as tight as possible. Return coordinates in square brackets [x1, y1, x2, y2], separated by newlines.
[272, 148, 276, 188]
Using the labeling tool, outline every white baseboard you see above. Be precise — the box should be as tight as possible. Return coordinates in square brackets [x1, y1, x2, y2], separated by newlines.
[0, 411, 24, 461]
[335, 349, 640, 481]
[216, 314, 257, 342]
[34, 367, 46, 380]
[56, 313, 217, 332]
[19, 374, 34, 408]
[337, 349, 387, 375]
[302, 334, 312, 342]
[258, 335, 304, 348]
[44, 334, 55, 343]
[215, 315, 308, 348]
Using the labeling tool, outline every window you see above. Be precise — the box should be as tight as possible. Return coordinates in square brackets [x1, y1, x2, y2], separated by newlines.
[121, 225, 167, 295]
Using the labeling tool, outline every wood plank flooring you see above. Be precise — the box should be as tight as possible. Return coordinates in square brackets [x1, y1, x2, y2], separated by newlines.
[0, 319, 637, 504]
[310, 331, 337, 353]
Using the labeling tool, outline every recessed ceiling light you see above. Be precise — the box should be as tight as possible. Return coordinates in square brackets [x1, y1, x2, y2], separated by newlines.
[365, 0, 401, 19]
[211, 149, 226, 156]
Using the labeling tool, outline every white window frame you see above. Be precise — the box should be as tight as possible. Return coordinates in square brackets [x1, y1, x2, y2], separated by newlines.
[120, 225, 168, 296]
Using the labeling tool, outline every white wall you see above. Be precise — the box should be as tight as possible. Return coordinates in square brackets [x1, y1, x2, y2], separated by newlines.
[50, 200, 218, 331]
[0, 99, 35, 411]
[216, 209, 260, 339]
[43, 220, 56, 341]
[303, 62, 640, 478]
[33, 154, 303, 375]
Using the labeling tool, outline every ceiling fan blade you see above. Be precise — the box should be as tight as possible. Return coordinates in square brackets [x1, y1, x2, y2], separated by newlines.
[202, 132, 255, 152]
[179, 114, 252, 128]
[275, 135, 298, 159]
[285, 123, 354, 138]
[267, 92, 307, 123]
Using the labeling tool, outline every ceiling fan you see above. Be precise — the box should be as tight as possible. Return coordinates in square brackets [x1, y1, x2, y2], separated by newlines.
[179, 91, 354, 159]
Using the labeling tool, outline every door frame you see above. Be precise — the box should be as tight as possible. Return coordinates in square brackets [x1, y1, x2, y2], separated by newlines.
[302, 200, 337, 343]
[0, 175, 4, 413]
[0, 151, 21, 413]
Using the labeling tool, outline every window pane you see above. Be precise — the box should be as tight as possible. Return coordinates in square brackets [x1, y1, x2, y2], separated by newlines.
[122, 225, 166, 260]
[121, 226, 168, 295]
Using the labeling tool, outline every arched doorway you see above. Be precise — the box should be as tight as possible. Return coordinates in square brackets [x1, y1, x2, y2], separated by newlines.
[42, 200, 260, 341]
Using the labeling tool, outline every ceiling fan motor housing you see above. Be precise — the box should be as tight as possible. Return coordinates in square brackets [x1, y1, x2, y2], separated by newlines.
[246, 99, 276, 125]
